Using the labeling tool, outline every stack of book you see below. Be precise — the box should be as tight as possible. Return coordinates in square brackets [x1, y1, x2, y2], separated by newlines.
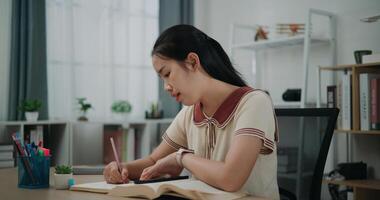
[330, 72, 352, 130]
[327, 72, 380, 131]
[277, 147, 298, 173]
[0, 144, 14, 168]
[361, 75, 380, 130]
[363, 53, 380, 64]
[24, 125, 44, 146]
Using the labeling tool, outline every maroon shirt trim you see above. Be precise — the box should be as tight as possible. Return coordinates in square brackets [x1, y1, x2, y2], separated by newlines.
[193, 86, 254, 128]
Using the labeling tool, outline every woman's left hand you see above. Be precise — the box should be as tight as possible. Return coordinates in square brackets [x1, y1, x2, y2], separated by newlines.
[140, 152, 183, 180]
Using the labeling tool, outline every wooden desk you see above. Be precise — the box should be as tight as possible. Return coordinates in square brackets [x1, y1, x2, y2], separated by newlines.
[323, 179, 380, 200]
[0, 168, 264, 200]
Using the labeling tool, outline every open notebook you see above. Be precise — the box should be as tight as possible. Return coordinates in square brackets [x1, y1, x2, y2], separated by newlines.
[70, 179, 247, 200]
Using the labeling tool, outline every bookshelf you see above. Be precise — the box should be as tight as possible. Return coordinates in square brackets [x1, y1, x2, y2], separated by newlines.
[70, 119, 173, 166]
[317, 62, 380, 131]
[0, 119, 173, 167]
[319, 62, 380, 200]
[0, 120, 70, 166]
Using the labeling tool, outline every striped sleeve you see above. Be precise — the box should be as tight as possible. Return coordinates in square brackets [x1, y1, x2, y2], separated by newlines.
[162, 107, 188, 151]
[234, 91, 277, 154]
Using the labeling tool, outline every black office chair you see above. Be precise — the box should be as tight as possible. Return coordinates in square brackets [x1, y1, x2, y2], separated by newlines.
[275, 108, 339, 200]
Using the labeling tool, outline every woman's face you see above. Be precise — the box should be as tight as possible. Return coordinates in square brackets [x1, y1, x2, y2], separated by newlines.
[152, 54, 201, 106]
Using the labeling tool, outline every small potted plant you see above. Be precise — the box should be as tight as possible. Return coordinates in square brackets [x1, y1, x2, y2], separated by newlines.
[145, 102, 163, 119]
[77, 98, 92, 121]
[19, 99, 42, 121]
[111, 100, 132, 121]
[54, 165, 73, 189]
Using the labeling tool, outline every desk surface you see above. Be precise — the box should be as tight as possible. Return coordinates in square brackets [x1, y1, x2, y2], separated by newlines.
[0, 168, 265, 200]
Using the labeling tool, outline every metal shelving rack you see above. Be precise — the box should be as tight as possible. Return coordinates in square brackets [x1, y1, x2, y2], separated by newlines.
[229, 8, 337, 199]
[229, 8, 336, 109]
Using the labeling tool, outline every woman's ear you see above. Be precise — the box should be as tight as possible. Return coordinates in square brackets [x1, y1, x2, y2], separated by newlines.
[185, 52, 201, 71]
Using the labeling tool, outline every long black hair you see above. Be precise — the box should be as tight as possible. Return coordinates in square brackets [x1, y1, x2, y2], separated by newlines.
[152, 24, 247, 87]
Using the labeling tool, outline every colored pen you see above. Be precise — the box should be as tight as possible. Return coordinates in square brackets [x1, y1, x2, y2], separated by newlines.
[12, 135, 37, 184]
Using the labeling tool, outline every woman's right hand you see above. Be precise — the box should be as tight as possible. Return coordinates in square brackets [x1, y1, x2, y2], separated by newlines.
[103, 161, 129, 184]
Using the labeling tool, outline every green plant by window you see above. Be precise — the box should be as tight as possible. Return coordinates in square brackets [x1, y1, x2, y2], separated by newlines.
[18, 99, 42, 112]
[77, 98, 92, 114]
[111, 100, 132, 113]
[54, 165, 73, 174]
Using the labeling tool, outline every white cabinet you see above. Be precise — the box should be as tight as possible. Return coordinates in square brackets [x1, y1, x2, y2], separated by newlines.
[0, 120, 70, 166]
[229, 8, 337, 108]
[70, 119, 173, 165]
[0, 119, 173, 167]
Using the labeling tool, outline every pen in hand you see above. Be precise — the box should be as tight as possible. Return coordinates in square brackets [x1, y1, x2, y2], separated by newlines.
[110, 137, 126, 183]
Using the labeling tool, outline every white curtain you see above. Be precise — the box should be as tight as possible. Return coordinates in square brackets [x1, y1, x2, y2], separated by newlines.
[0, 0, 12, 121]
[46, 0, 159, 121]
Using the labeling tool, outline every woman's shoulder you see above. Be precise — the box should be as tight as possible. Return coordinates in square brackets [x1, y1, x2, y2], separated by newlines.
[242, 89, 273, 106]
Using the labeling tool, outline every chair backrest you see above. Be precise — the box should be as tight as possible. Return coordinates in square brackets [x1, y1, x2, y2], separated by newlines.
[275, 108, 339, 200]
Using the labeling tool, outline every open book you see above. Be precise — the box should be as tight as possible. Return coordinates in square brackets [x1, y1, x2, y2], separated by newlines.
[71, 179, 247, 200]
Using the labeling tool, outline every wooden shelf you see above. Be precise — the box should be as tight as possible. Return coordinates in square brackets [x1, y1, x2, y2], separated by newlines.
[232, 35, 329, 50]
[319, 62, 380, 71]
[319, 62, 380, 130]
[0, 120, 69, 126]
[323, 179, 380, 200]
[334, 129, 380, 135]
[323, 179, 380, 190]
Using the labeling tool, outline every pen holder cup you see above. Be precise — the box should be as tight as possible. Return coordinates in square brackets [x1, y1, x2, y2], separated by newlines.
[17, 155, 50, 189]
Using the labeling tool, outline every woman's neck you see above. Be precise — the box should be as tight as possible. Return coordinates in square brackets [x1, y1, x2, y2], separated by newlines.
[200, 80, 240, 117]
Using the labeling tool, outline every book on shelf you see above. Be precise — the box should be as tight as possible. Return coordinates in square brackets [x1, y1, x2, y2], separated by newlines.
[0, 144, 13, 151]
[371, 78, 380, 130]
[126, 127, 135, 162]
[336, 80, 343, 129]
[327, 85, 337, 108]
[362, 53, 380, 64]
[71, 179, 247, 200]
[134, 128, 142, 159]
[0, 151, 13, 161]
[103, 125, 127, 164]
[360, 74, 380, 130]
[24, 125, 44, 146]
[0, 144, 14, 162]
[341, 72, 352, 130]
[33, 126, 44, 146]
[0, 160, 14, 168]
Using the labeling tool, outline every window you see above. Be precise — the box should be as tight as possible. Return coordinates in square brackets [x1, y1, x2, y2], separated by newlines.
[46, 0, 159, 120]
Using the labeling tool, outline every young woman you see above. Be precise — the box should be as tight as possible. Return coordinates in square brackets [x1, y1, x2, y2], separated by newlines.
[103, 24, 279, 199]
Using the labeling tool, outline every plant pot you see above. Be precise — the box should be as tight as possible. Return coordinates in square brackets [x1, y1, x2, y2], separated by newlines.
[113, 113, 129, 122]
[25, 112, 39, 121]
[78, 116, 88, 121]
[54, 173, 73, 189]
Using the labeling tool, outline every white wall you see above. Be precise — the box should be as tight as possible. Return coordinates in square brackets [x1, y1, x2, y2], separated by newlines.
[195, 0, 380, 104]
[0, 0, 12, 121]
[194, 0, 380, 198]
